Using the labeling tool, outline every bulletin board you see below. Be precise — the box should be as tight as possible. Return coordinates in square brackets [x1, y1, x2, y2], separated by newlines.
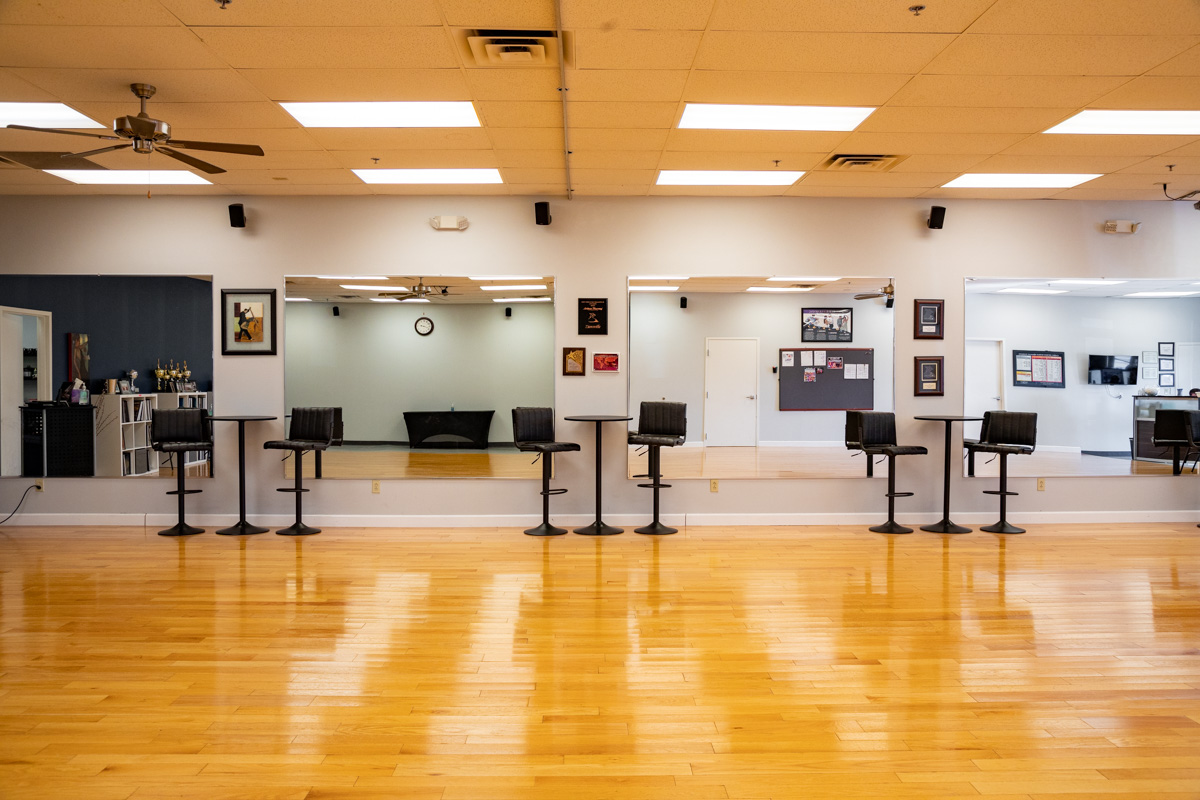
[1012, 349, 1065, 389]
[779, 348, 875, 411]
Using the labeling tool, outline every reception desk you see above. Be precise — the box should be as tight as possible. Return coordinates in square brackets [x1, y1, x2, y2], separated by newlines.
[403, 410, 495, 449]
[1133, 395, 1200, 462]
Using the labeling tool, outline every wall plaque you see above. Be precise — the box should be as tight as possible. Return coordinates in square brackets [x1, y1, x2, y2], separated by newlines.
[578, 297, 608, 335]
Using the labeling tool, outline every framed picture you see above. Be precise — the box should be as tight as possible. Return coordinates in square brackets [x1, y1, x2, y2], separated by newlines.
[118, 379, 132, 394]
[1160, 372, 1176, 388]
[1012, 349, 1066, 389]
[221, 289, 277, 356]
[1159, 358, 1175, 372]
[914, 356, 944, 396]
[802, 307, 852, 343]
[578, 298, 608, 335]
[913, 299, 944, 340]
[562, 347, 586, 376]
[592, 352, 620, 373]
[1159, 342, 1175, 357]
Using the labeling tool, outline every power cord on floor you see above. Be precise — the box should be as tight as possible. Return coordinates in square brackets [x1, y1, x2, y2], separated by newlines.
[0, 485, 37, 525]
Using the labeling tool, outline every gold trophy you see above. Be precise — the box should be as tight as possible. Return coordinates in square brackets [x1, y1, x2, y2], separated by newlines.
[182, 361, 191, 383]
[155, 359, 167, 391]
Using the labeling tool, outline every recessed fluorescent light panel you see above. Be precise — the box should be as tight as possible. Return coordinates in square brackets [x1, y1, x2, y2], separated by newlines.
[284, 297, 312, 302]
[400, 298, 430, 303]
[1049, 279, 1128, 285]
[943, 174, 1101, 189]
[1124, 291, 1200, 297]
[369, 298, 401, 303]
[746, 286, 814, 292]
[340, 284, 396, 291]
[479, 284, 546, 291]
[1045, 110, 1200, 135]
[354, 168, 503, 185]
[0, 102, 102, 128]
[996, 288, 1068, 295]
[630, 276, 689, 281]
[767, 276, 839, 282]
[316, 275, 386, 281]
[678, 103, 875, 131]
[45, 170, 211, 185]
[628, 286, 680, 292]
[280, 101, 480, 128]
[469, 276, 542, 281]
[657, 170, 804, 186]
[492, 297, 551, 303]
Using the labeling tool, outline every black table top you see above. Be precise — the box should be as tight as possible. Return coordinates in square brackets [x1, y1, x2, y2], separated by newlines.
[914, 415, 984, 422]
[565, 415, 633, 422]
[209, 415, 278, 422]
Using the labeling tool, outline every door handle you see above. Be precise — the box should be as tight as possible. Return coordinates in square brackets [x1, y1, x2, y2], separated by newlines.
[746, 395, 756, 399]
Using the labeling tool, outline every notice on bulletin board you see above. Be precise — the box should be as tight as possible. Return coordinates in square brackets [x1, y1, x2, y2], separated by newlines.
[781, 351, 794, 367]
[1013, 349, 1065, 388]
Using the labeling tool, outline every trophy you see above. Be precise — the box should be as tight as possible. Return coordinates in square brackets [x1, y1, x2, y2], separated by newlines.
[182, 361, 191, 382]
[127, 369, 139, 393]
[155, 359, 167, 391]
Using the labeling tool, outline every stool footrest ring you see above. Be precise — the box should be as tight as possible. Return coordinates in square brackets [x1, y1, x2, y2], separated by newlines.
[166, 488, 203, 497]
[276, 487, 311, 494]
[982, 490, 1019, 497]
[543, 487, 568, 496]
[636, 482, 672, 489]
[886, 491, 914, 498]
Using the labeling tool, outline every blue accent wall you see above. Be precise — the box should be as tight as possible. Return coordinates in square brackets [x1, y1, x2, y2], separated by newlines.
[0, 275, 213, 393]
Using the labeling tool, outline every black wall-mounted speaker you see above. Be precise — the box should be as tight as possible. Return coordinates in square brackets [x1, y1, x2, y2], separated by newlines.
[680, 296, 688, 309]
[928, 205, 946, 229]
[534, 201, 551, 226]
[505, 307, 512, 317]
[332, 306, 340, 317]
[228, 203, 246, 228]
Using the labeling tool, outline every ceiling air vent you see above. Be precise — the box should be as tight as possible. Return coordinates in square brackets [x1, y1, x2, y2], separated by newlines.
[820, 154, 908, 172]
[455, 29, 572, 67]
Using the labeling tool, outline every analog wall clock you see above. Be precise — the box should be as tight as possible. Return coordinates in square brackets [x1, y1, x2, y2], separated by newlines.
[414, 316, 434, 336]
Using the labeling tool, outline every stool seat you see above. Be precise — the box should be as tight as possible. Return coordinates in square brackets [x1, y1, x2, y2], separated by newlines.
[966, 410, 1037, 534]
[513, 407, 579, 536]
[517, 441, 581, 454]
[264, 407, 336, 535]
[847, 411, 925, 534]
[866, 444, 928, 457]
[629, 401, 687, 535]
[265, 439, 330, 451]
[628, 433, 685, 447]
[150, 408, 213, 537]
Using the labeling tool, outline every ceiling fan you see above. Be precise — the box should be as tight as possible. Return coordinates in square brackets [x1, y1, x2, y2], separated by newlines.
[5, 83, 264, 175]
[378, 278, 454, 301]
[854, 280, 896, 306]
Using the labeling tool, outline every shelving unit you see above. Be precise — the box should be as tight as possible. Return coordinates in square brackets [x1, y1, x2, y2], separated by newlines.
[157, 392, 212, 472]
[95, 394, 158, 477]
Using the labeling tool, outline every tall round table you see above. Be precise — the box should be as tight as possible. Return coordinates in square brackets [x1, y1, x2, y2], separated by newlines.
[564, 415, 632, 536]
[209, 415, 277, 535]
[915, 415, 983, 534]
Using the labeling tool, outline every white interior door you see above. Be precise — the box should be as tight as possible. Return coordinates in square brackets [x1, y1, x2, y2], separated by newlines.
[703, 337, 758, 446]
[1, 312, 25, 476]
[964, 338, 1005, 440]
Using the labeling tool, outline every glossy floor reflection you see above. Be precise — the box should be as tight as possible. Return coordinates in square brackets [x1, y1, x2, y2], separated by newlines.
[1, 524, 1198, 798]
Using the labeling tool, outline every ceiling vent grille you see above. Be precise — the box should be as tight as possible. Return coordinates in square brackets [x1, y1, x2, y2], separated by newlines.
[820, 154, 908, 172]
[455, 29, 572, 68]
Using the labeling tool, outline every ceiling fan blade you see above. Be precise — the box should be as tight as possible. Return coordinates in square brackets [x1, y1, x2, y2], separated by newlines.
[167, 139, 264, 156]
[66, 143, 133, 159]
[853, 293, 883, 300]
[7, 124, 121, 141]
[158, 145, 226, 175]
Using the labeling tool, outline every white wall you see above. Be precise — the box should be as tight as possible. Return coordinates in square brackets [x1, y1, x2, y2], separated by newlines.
[629, 291, 894, 443]
[285, 301, 554, 443]
[1, 194, 1198, 526]
[966, 294, 1200, 451]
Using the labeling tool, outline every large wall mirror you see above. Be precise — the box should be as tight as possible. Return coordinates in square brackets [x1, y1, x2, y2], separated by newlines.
[0, 275, 213, 480]
[627, 276, 896, 480]
[283, 275, 554, 479]
[965, 277, 1200, 478]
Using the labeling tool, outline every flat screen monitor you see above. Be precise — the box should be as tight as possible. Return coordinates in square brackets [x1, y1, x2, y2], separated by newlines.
[1088, 354, 1138, 384]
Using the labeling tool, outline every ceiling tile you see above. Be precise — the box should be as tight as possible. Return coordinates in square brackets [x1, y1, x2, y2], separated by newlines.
[683, 71, 910, 105]
[888, 74, 1126, 108]
[488, 128, 565, 149]
[463, 70, 560, 102]
[708, 0, 995, 33]
[199, 150, 341, 171]
[306, 128, 492, 150]
[494, 149, 562, 167]
[0, 27, 228, 69]
[0, 0, 179, 25]
[572, 128, 670, 150]
[786, 185, 926, 198]
[566, 69, 689, 102]
[502, 167, 567, 183]
[970, 0, 1200, 36]
[0, 168, 69, 185]
[170, 128, 324, 151]
[207, 169, 361, 185]
[695, 32, 954, 73]
[438, 0, 557, 29]
[970, 154, 1151, 173]
[477, 101, 561, 127]
[0, 69, 57, 101]
[194, 27, 459, 70]
[573, 184, 650, 196]
[924, 34, 1200, 76]
[797, 171, 958, 188]
[240, 69, 471, 101]
[509, 183, 569, 195]
[569, 168, 655, 184]
[329, 150, 500, 169]
[161, 0, 442, 26]
[1164, 139, 1200, 156]
[69, 101, 296, 131]
[928, 187, 1071, 200]
[861, 107, 1074, 134]
[567, 150, 662, 169]
[888, 154, 989, 173]
[1149, 43, 1200, 75]
[12, 69, 267, 103]
[563, 0, 716, 30]
[568, 102, 678, 129]
[220, 183, 374, 196]
[1001, 134, 1197, 157]
[665, 129, 846, 152]
[1049, 172, 1180, 200]
[1090, 77, 1200, 109]
[835, 131, 1026, 155]
[1117, 155, 1200, 175]
[573, 30, 704, 70]
[658, 150, 824, 170]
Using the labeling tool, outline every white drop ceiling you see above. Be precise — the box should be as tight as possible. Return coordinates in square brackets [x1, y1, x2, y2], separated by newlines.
[1, 0, 1198, 200]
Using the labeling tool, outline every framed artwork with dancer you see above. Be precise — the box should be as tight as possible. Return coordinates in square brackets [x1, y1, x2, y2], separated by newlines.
[221, 289, 277, 356]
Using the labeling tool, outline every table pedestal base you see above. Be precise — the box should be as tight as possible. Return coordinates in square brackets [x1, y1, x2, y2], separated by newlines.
[981, 521, 1025, 534]
[869, 520, 913, 535]
[574, 521, 623, 536]
[216, 520, 269, 536]
[635, 521, 677, 535]
[277, 522, 321, 536]
[157, 522, 204, 537]
[920, 519, 972, 534]
[524, 522, 567, 537]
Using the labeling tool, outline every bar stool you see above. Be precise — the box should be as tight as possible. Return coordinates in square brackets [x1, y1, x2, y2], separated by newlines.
[263, 407, 335, 536]
[847, 411, 927, 534]
[1152, 409, 1200, 475]
[512, 407, 580, 536]
[628, 401, 686, 535]
[150, 408, 213, 537]
[965, 410, 1037, 534]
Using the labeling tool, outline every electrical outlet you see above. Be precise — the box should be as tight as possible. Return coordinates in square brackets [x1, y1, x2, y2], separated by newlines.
[34, 478, 43, 492]
[1037, 478, 1045, 492]
[371, 480, 380, 494]
[710, 479, 719, 493]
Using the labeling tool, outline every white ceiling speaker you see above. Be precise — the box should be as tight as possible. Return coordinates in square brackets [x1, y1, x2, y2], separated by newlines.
[1102, 220, 1140, 234]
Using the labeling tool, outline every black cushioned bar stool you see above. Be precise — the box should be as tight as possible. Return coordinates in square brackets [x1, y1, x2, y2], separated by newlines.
[628, 401, 686, 535]
[1152, 409, 1200, 475]
[847, 411, 927, 534]
[264, 407, 335, 536]
[150, 408, 213, 537]
[512, 407, 581, 536]
[965, 410, 1037, 534]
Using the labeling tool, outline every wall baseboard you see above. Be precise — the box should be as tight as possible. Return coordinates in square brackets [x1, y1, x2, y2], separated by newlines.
[759, 440, 843, 448]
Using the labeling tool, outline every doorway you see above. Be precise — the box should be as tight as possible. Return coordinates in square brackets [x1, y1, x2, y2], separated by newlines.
[964, 337, 1005, 441]
[1, 306, 52, 477]
[703, 337, 758, 446]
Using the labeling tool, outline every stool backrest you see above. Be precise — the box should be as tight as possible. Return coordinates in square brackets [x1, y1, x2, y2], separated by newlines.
[638, 401, 686, 437]
[845, 410, 864, 450]
[856, 411, 898, 448]
[512, 407, 554, 444]
[331, 407, 344, 446]
[288, 407, 336, 444]
[151, 408, 210, 446]
[981, 410, 1037, 451]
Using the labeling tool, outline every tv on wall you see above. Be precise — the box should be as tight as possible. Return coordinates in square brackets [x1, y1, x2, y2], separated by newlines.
[1088, 354, 1138, 385]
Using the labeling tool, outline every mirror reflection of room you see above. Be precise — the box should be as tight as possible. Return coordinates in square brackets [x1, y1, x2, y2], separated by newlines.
[627, 276, 896, 480]
[964, 277, 1200, 478]
[0, 275, 214, 480]
[283, 275, 554, 479]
